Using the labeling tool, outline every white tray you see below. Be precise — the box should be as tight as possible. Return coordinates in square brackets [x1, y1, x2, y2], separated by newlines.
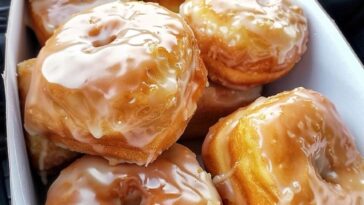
[4, 0, 364, 204]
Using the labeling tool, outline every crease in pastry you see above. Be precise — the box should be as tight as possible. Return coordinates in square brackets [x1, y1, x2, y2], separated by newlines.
[180, 0, 309, 89]
[203, 87, 364, 204]
[24, 1, 207, 165]
[183, 83, 262, 138]
[45, 144, 222, 205]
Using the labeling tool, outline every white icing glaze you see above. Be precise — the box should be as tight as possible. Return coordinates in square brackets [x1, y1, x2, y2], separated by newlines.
[46, 144, 222, 204]
[25, 1, 206, 164]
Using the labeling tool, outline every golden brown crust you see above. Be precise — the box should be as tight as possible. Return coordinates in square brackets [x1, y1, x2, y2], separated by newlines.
[204, 50, 300, 88]
[46, 113, 190, 165]
[203, 88, 364, 204]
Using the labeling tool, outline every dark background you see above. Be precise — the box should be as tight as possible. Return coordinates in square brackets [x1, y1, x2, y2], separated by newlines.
[0, 0, 363, 204]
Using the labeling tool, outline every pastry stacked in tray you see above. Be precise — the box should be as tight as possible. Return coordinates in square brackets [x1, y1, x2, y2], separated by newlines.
[19, 0, 363, 204]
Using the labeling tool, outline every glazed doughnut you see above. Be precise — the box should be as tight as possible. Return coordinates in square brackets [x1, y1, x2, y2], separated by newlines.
[180, 0, 308, 89]
[144, 0, 185, 12]
[29, 0, 120, 45]
[46, 144, 222, 205]
[24, 1, 207, 165]
[184, 83, 262, 138]
[18, 59, 77, 173]
[203, 88, 364, 204]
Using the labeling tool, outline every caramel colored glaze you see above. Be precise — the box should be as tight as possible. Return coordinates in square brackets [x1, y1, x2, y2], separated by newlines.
[24, 1, 207, 165]
[46, 144, 222, 205]
[18, 59, 78, 173]
[145, 0, 185, 12]
[29, 0, 119, 45]
[183, 83, 262, 138]
[180, 0, 308, 89]
[202, 88, 364, 204]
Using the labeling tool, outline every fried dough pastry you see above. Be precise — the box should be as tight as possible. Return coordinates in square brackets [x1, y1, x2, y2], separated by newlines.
[184, 83, 262, 138]
[180, 0, 308, 89]
[18, 59, 77, 173]
[203, 87, 364, 204]
[24, 1, 207, 165]
[46, 144, 222, 205]
[28, 0, 120, 45]
[145, 0, 185, 12]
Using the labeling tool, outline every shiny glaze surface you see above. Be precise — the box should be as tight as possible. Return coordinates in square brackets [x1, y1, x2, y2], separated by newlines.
[181, 0, 307, 65]
[25, 1, 206, 164]
[180, 0, 308, 87]
[203, 88, 364, 204]
[30, 0, 117, 38]
[46, 144, 221, 205]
